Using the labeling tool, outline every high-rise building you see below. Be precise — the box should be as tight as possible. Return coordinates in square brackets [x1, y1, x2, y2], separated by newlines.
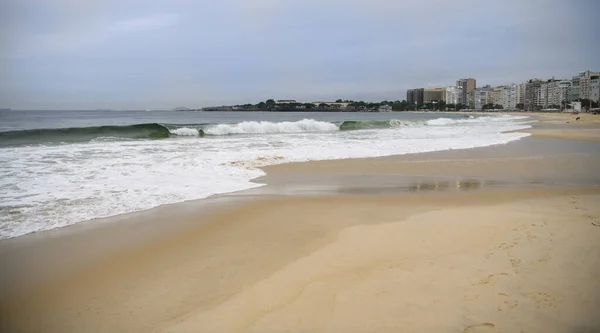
[456, 78, 476, 105]
[467, 91, 474, 108]
[406, 88, 424, 106]
[503, 84, 518, 109]
[539, 80, 553, 107]
[540, 79, 571, 108]
[591, 78, 600, 103]
[555, 80, 572, 107]
[571, 76, 581, 101]
[524, 79, 542, 110]
[571, 71, 600, 101]
[423, 87, 445, 103]
[517, 82, 527, 105]
[491, 86, 505, 107]
[444, 86, 463, 105]
[472, 86, 493, 109]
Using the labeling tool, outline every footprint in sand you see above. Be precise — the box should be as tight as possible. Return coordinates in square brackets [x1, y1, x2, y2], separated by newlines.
[474, 273, 509, 286]
[580, 214, 600, 227]
[464, 323, 495, 332]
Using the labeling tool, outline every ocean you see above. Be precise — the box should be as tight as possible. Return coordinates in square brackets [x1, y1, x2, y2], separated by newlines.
[0, 110, 531, 239]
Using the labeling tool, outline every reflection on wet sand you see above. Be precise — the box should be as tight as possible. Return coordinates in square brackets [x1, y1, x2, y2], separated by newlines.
[336, 178, 504, 196]
[407, 179, 495, 192]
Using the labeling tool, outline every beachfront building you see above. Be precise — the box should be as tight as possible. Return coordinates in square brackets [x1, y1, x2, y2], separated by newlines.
[571, 71, 600, 101]
[487, 85, 516, 109]
[406, 88, 424, 106]
[539, 80, 554, 107]
[423, 87, 445, 104]
[503, 84, 518, 109]
[591, 77, 600, 103]
[524, 79, 542, 110]
[491, 86, 505, 107]
[555, 80, 572, 107]
[551, 80, 572, 107]
[456, 78, 476, 105]
[517, 82, 527, 105]
[572, 76, 581, 101]
[444, 86, 463, 105]
[539, 79, 572, 108]
[472, 86, 493, 109]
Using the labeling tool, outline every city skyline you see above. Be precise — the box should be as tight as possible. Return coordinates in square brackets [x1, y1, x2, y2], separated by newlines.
[1, 0, 599, 110]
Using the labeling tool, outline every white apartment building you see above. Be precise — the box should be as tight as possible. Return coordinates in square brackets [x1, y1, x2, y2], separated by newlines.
[444, 86, 463, 105]
[517, 82, 527, 105]
[554, 80, 572, 106]
[590, 78, 600, 103]
[503, 84, 517, 109]
[524, 80, 542, 108]
[571, 71, 600, 101]
[472, 87, 493, 109]
[540, 80, 572, 107]
[539, 84, 547, 107]
[491, 86, 504, 107]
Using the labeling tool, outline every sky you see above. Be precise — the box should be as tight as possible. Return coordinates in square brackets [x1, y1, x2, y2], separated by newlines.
[1, 0, 599, 110]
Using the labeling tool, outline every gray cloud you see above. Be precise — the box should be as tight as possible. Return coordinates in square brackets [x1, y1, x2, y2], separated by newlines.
[1, 0, 599, 109]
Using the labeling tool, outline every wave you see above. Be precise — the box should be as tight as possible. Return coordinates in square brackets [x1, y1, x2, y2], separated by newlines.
[202, 119, 339, 135]
[338, 119, 426, 130]
[426, 114, 529, 126]
[0, 123, 175, 147]
[0, 119, 393, 146]
[0, 116, 527, 147]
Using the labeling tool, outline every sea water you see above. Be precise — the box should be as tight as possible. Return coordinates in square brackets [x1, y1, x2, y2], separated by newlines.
[0, 111, 531, 239]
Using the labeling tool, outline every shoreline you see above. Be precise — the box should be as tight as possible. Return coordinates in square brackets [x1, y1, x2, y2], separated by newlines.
[1, 112, 598, 243]
[2, 111, 600, 332]
[0, 111, 531, 241]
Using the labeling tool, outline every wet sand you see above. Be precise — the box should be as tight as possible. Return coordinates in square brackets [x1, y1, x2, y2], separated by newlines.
[256, 137, 600, 195]
[2, 114, 600, 333]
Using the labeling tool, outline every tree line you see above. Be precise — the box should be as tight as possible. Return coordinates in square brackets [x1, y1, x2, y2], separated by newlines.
[224, 99, 471, 111]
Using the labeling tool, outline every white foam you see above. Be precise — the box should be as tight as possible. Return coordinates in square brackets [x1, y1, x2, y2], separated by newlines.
[170, 127, 201, 136]
[0, 114, 532, 239]
[426, 118, 457, 126]
[203, 119, 339, 135]
[390, 119, 424, 127]
[426, 114, 529, 126]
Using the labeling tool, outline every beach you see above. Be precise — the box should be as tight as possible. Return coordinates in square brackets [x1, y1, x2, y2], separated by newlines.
[2, 112, 600, 333]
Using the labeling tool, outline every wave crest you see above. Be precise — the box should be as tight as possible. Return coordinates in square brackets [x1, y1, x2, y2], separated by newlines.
[203, 119, 339, 135]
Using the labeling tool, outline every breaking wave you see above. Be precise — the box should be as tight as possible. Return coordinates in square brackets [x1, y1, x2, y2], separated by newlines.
[0, 115, 528, 147]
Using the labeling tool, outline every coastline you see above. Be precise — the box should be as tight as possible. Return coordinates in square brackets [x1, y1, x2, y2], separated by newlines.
[2, 112, 600, 332]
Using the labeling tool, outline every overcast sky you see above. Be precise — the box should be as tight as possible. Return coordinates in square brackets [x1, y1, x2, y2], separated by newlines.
[1, 0, 599, 109]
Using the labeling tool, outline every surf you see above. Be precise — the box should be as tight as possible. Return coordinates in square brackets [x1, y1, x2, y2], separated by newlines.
[0, 123, 175, 146]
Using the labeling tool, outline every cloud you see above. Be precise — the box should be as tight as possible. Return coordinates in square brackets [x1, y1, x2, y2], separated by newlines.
[108, 14, 177, 34]
[1, 0, 599, 109]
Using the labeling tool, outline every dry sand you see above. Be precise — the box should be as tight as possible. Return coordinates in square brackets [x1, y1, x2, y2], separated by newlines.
[523, 112, 600, 142]
[166, 192, 600, 333]
[525, 129, 600, 142]
[533, 112, 600, 125]
[2, 115, 600, 333]
[2, 190, 600, 333]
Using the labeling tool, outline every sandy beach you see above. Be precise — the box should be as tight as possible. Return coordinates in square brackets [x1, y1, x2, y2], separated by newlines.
[2, 112, 600, 333]
[522, 112, 600, 142]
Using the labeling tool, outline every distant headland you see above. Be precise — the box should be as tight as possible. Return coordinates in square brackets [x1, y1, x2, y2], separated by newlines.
[200, 99, 410, 112]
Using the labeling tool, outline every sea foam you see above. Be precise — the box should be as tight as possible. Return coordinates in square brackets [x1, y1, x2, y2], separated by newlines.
[0, 114, 531, 239]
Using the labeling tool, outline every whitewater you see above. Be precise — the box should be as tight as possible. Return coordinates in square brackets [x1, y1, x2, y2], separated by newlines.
[0, 112, 531, 239]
